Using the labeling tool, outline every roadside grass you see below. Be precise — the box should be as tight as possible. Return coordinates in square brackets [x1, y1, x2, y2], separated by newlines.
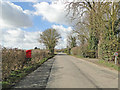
[2, 55, 54, 89]
[71, 54, 120, 71]
[71, 55, 84, 59]
[98, 60, 120, 71]
[54, 52, 58, 54]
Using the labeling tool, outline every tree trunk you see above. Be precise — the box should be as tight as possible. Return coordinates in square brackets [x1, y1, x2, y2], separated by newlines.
[49, 47, 54, 55]
[98, 33, 102, 59]
[51, 48, 54, 55]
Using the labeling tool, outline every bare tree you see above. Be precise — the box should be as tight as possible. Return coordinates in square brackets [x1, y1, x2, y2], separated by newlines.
[65, 0, 119, 58]
[67, 34, 77, 48]
[39, 29, 61, 55]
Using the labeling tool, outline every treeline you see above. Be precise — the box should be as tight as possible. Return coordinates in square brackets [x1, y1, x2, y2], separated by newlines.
[65, 1, 120, 61]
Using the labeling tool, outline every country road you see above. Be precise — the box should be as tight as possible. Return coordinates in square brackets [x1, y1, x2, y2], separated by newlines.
[14, 53, 118, 89]
[46, 53, 118, 88]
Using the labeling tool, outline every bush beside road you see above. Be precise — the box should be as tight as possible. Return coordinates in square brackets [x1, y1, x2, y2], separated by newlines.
[2, 47, 54, 89]
[2, 55, 54, 89]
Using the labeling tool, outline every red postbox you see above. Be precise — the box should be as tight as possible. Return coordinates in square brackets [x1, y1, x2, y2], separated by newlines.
[26, 50, 32, 58]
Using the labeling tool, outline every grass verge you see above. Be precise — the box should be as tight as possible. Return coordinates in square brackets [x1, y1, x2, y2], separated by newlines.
[71, 55, 120, 71]
[70, 54, 84, 58]
[98, 60, 120, 71]
[2, 55, 54, 89]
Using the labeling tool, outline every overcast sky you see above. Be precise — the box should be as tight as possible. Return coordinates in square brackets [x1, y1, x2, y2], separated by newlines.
[0, 0, 73, 49]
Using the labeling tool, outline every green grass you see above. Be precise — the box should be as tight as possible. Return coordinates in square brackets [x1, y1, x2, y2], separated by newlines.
[75, 55, 84, 58]
[54, 52, 58, 54]
[71, 54, 120, 71]
[98, 60, 119, 71]
[71, 55, 84, 58]
[2, 55, 54, 89]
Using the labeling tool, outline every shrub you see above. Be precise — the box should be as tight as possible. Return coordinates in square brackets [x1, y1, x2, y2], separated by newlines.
[71, 43, 88, 57]
[64, 48, 71, 55]
[71, 47, 78, 55]
[2, 48, 26, 80]
[99, 39, 118, 61]
[2, 48, 49, 80]
[84, 50, 96, 58]
[31, 49, 49, 64]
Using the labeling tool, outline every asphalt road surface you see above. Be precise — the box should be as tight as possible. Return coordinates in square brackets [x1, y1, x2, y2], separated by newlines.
[46, 53, 118, 88]
[13, 53, 118, 89]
